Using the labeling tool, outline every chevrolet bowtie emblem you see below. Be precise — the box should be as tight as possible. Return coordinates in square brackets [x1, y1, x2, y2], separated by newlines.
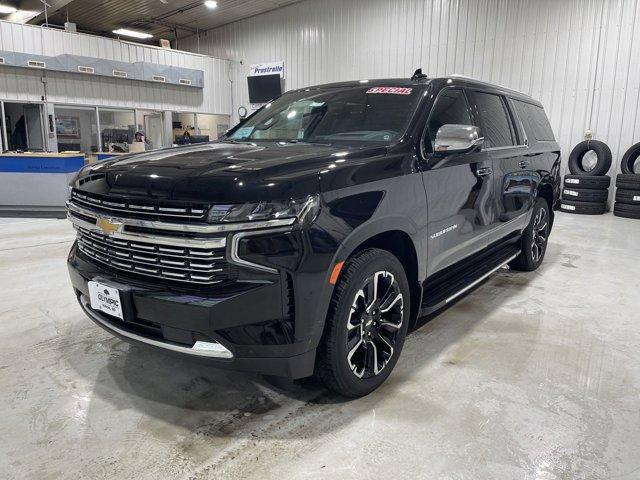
[96, 217, 122, 235]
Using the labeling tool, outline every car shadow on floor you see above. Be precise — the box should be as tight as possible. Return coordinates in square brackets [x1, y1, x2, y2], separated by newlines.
[68, 249, 559, 440]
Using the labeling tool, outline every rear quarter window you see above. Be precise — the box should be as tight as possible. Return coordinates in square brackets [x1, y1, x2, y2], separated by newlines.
[513, 100, 555, 142]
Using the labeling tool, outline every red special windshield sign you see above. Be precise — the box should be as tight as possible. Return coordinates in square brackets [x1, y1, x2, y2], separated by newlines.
[366, 87, 413, 95]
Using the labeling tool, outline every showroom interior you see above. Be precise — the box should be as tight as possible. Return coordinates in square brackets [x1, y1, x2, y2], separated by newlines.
[1, 0, 639, 478]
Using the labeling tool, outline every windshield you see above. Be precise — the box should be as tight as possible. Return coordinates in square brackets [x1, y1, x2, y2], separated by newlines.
[227, 85, 422, 145]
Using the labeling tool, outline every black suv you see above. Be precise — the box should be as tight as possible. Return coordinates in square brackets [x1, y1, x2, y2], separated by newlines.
[67, 74, 560, 397]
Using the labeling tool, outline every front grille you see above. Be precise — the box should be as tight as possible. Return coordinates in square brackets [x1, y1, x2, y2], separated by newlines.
[75, 226, 231, 285]
[70, 189, 210, 222]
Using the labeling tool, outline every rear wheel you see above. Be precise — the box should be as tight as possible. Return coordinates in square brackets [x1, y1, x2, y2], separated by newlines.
[317, 248, 410, 397]
[510, 197, 550, 271]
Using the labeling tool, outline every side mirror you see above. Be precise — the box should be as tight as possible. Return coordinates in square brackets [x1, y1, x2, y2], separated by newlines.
[434, 124, 484, 155]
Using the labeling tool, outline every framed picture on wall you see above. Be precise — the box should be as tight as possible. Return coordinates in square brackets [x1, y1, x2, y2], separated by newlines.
[56, 116, 81, 139]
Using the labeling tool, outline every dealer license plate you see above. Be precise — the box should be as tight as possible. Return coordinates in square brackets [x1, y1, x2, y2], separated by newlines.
[88, 281, 123, 320]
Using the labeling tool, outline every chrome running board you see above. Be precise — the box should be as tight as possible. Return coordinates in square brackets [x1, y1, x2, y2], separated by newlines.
[444, 251, 519, 304]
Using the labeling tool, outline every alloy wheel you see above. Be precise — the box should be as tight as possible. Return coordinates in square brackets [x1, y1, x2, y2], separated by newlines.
[346, 271, 404, 379]
[531, 206, 549, 263]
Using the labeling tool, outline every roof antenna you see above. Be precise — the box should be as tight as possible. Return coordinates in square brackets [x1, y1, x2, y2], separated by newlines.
[411, 68, 427, 80]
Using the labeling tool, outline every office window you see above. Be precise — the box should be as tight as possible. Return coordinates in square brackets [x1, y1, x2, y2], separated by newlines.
[55, 106, 98, 154]
[425, 89, 474, 152]
[195, 113, 230, 141]
[136, 110, 164, 150]
[473, 92, 517, 148]
[99, 108, 135, 153]
[3, 102, 45, 152]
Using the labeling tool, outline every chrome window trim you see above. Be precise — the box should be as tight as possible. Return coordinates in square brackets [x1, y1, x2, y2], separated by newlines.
[67, 201, 297, 234]
[68, 211, 227, 249]
[79, 295, 233, 359]
[483, 145, 528, 152]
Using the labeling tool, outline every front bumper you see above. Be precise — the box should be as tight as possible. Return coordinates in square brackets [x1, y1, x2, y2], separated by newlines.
[68, 244, 318, 378]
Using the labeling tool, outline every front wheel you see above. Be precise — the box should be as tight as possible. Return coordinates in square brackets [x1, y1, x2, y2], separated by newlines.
[510, 197, 551, 271]
[317, 248, 410, 397]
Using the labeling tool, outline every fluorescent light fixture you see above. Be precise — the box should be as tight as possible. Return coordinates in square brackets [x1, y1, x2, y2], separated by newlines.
[112, 28, 153, 39]
[0, 4, 18, 14]
[204, 1, 218, 9]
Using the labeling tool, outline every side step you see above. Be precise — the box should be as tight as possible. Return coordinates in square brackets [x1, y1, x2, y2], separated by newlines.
[419, 245, 521, 316]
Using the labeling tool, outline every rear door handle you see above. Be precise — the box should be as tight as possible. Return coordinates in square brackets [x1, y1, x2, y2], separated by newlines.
[477, 167, 493, 177]
[519, 160, 530, 169]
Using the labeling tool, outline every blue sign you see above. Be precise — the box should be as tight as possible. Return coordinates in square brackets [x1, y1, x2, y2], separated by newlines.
[0, 155, 85, 173]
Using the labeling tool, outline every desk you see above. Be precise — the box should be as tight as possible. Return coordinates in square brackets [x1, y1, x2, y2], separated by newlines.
[0, 152, 85, 215]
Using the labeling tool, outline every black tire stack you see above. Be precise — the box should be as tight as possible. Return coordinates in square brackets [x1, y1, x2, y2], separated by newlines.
[614, 142, 640, 219]
[560, 140, 611, 215]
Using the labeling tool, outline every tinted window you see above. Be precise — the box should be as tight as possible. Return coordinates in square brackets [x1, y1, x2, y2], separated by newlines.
[513, 100, 555, 141]
[228, 86, 422, 145]
[425, 89, 474, 152]
[473, 92, 517, 148]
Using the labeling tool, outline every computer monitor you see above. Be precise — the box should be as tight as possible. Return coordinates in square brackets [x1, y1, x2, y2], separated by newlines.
[247, 74, 282, 104]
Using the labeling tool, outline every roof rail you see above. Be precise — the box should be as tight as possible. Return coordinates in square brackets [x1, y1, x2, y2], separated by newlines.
[449, 74, 531, 98]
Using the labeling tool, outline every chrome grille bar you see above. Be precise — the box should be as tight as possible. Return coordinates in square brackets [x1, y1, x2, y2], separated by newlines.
[75, 227, 227, 285]
[67, 209, 226, 249]
[67, 200, 296, 234]
[70, 189, 208, 220]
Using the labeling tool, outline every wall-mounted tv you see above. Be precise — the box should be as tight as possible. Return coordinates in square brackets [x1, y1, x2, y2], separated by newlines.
[247, 74, 282, 104]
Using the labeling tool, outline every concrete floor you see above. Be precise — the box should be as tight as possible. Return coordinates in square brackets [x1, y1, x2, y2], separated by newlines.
[1, 212, 639, 479]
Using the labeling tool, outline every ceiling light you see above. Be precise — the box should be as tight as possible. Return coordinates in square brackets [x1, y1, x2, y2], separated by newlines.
[204, 1, 218, 8]
[112, 28, 153, 39]
[0, 4, 18, 14]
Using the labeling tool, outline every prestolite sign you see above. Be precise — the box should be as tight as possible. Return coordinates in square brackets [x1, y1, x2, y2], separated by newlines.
[249, 61, 284, 77]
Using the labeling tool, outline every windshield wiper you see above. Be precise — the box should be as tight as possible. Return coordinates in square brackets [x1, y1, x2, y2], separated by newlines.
[274, 139, 331, 146]
[220, 138, 254, 145]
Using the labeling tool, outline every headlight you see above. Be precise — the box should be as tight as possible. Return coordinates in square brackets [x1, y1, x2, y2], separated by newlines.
[207, 195, 320, 225]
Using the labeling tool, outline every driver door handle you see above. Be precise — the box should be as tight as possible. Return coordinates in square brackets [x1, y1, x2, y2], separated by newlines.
[477, 167, 493, 177]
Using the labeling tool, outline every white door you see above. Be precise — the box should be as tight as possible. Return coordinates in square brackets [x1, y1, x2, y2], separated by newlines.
[144, 113, 164, 150]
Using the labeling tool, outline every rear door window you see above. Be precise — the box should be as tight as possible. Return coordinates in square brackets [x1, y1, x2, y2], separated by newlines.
[512, 100, 555, 141]
[472, 92, 517, 148]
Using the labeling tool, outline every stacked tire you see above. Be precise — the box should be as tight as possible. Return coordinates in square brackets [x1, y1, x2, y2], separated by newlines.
[614, 142, 640, 219]
[560, 140, 611, 215]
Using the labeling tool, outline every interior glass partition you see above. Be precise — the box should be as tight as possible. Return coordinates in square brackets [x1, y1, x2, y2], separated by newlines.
[54, 106, 98, 154]
[99, 108, 135, 153]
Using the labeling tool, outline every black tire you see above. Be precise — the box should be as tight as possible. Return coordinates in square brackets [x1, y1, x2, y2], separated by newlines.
[613, 202, 640, 219]
[510, 198, 550, 272]
[567, 140, 612, 176]
[563, 174, 611, 190]
[317, 248, 410, 397]
[621, 142, 640, 174]
[560, 199, 607, 215]
[616, 173, 640, 191]
[615, 189, 640, 205]
[561, 187, 608, 202]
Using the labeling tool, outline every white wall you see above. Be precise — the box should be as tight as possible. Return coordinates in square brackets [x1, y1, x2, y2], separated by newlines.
[0, 20, 231, 115]
[181, 0, 640, 176]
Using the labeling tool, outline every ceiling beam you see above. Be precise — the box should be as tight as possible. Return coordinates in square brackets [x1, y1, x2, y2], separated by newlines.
[11, 0, 75, 25]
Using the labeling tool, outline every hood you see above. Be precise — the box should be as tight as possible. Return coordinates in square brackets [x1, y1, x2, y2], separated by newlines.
[74, 141, 387, 203]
